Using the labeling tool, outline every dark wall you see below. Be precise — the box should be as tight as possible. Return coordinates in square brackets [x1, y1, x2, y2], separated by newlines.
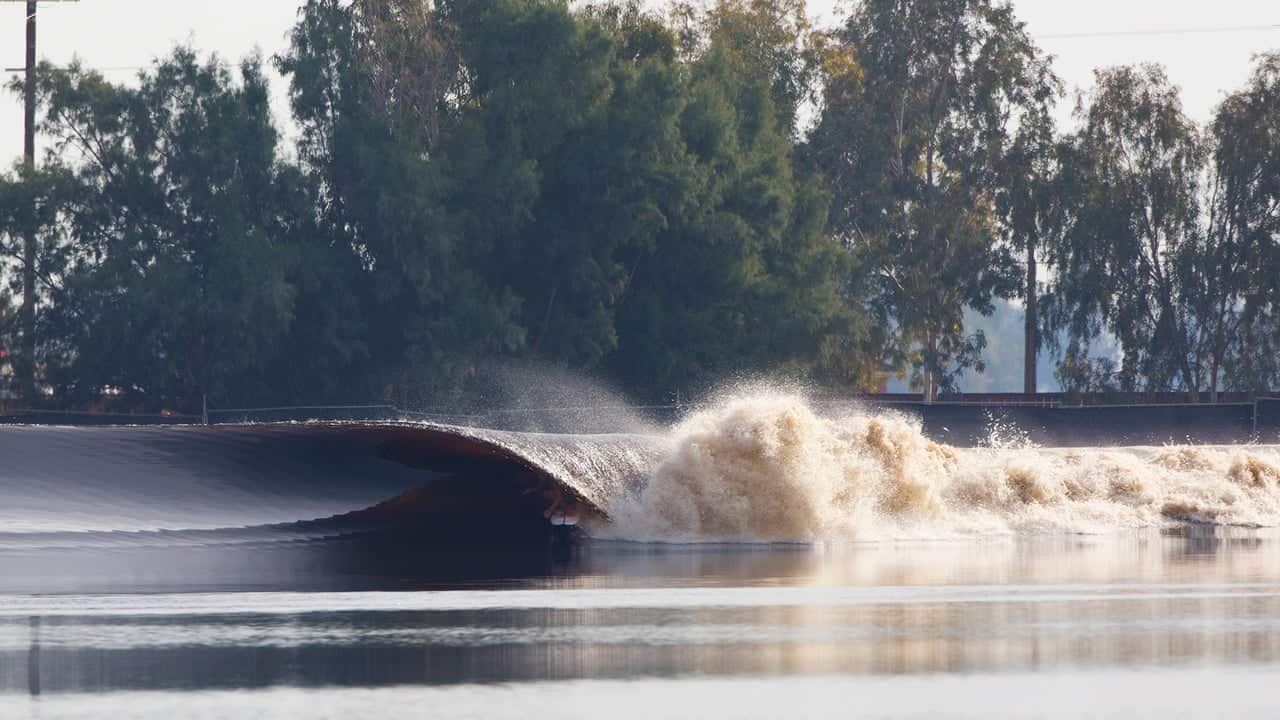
[0, 411, 201, 426]
[1258, 398, 1280, 443]
[0, 406, 404, 426]
[863, 402, 1258, 447]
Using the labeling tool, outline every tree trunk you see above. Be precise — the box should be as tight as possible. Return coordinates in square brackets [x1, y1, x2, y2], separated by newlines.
[1210, 358, 1220, 404]
[1023, 241, 1037, 396]
[1209, 323, 1225, 403]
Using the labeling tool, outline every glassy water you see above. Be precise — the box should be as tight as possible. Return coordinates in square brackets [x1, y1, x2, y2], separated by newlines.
[3, 528, 1280, 718]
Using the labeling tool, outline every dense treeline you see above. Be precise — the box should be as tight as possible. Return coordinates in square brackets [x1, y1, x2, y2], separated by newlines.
[1, 0, 1279, 412]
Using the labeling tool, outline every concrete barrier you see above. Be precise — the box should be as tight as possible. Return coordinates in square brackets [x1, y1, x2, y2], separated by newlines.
[859, 401, 1257, 447]
[1257, 398, 1280, 442]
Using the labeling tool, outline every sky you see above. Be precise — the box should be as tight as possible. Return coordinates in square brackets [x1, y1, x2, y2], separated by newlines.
[1, 0, 1277, 391]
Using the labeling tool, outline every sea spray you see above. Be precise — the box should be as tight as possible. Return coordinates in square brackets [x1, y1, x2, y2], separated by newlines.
[607, 392, 1280, 541]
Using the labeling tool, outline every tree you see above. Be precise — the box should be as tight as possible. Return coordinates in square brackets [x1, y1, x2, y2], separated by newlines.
[0, 171, 25, 398]
[675, 0, 826, 137]
[997, 93, 1064, 394]
[602, 0, 863, 399]
[26, 50, 305, 410]
[1046, 65, 1206, 398]
[0, 284, 13, 394]
[4, 0, 1013, 411]
[279, 0, 525, 406]
[808, 0, 1055, 399]
[1207, 52, 1280, 394]
[0, 162, 76, 406]
[440, 0, 660, 370]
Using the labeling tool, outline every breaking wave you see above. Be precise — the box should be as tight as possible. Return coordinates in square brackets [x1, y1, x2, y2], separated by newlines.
[3, 391, 1280, 547]
[607, 393, 1280, 542]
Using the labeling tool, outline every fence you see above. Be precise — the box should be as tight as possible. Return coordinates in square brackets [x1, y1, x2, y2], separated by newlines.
[3, 396, 1280, 446]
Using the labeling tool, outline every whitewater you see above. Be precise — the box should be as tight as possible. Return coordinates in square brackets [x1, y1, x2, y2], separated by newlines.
[604, 393, 1280, 542]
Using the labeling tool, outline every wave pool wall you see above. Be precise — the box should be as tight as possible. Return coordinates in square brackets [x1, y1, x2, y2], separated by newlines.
[4, 398, 1278, 447]
[852, 401, 1259, 447]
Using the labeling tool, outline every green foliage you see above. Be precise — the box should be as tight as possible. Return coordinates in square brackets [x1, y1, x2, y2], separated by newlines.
[17, 51, 305, 409]
[1053, 350, 1118, 405]
[0, 169, 29, 385]
[1208, 53, 1280, 393]
[807, 0, 1056, 399]
[671, 0, 827, 136]
[1046, 64, 1220, 398]
[283, 0, 864, 406]
[1041, 55, 1280, 399]
[5, 0, 1280, 411]
[441, 0, 655, 369]
[605, 0, 862, 399]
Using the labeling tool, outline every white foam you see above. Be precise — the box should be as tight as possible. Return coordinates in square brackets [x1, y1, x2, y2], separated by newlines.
[605, 392, 1280, 542]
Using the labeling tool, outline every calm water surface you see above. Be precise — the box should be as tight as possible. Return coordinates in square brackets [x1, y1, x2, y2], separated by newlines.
[3, 528, 1280, 718]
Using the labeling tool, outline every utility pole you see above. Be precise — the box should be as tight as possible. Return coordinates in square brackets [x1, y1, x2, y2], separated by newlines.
[19, 0, 37, 405]
[1023, 241, 1037, 396]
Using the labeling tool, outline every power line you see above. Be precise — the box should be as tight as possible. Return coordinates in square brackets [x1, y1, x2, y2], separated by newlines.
[4, 65, 141, 72]
[1039, 23, 1280, 40]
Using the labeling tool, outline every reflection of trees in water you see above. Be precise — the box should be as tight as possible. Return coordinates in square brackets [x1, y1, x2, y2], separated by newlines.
[27, 616, 39, 697]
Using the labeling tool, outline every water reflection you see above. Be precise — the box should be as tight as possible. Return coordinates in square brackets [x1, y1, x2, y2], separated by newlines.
[26, 617, 39, 697]
[1, 528, 1279, 699]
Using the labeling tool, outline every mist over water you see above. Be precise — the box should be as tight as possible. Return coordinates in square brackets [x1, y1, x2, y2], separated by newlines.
[606, 391, 1280, 542]
[440, 362, 665, 435]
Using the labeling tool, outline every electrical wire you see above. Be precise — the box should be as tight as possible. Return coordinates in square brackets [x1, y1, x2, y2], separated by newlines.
[1039, 23, 1280, 40]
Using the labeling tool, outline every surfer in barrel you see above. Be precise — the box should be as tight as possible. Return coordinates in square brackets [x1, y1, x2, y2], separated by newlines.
[526, 475, 580, 527]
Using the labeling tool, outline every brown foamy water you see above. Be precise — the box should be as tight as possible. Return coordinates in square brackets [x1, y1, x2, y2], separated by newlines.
[610, 394, 1280, 541]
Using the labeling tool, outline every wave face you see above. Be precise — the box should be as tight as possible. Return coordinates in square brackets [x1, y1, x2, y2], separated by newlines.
[607, 394, 1280, 541]
[0, 421, 663, 546]
[0, 425, 430, 537]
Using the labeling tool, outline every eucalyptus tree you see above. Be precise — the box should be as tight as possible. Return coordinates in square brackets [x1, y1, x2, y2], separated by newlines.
[1207, 52, 1280, 393]
[997, 96, 1065, 394]
[808, 0, 1057, 399]
[1047, 65, 1206, 397]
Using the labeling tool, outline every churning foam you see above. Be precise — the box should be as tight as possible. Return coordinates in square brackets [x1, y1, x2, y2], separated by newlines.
[608, 393, 1280, 542]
